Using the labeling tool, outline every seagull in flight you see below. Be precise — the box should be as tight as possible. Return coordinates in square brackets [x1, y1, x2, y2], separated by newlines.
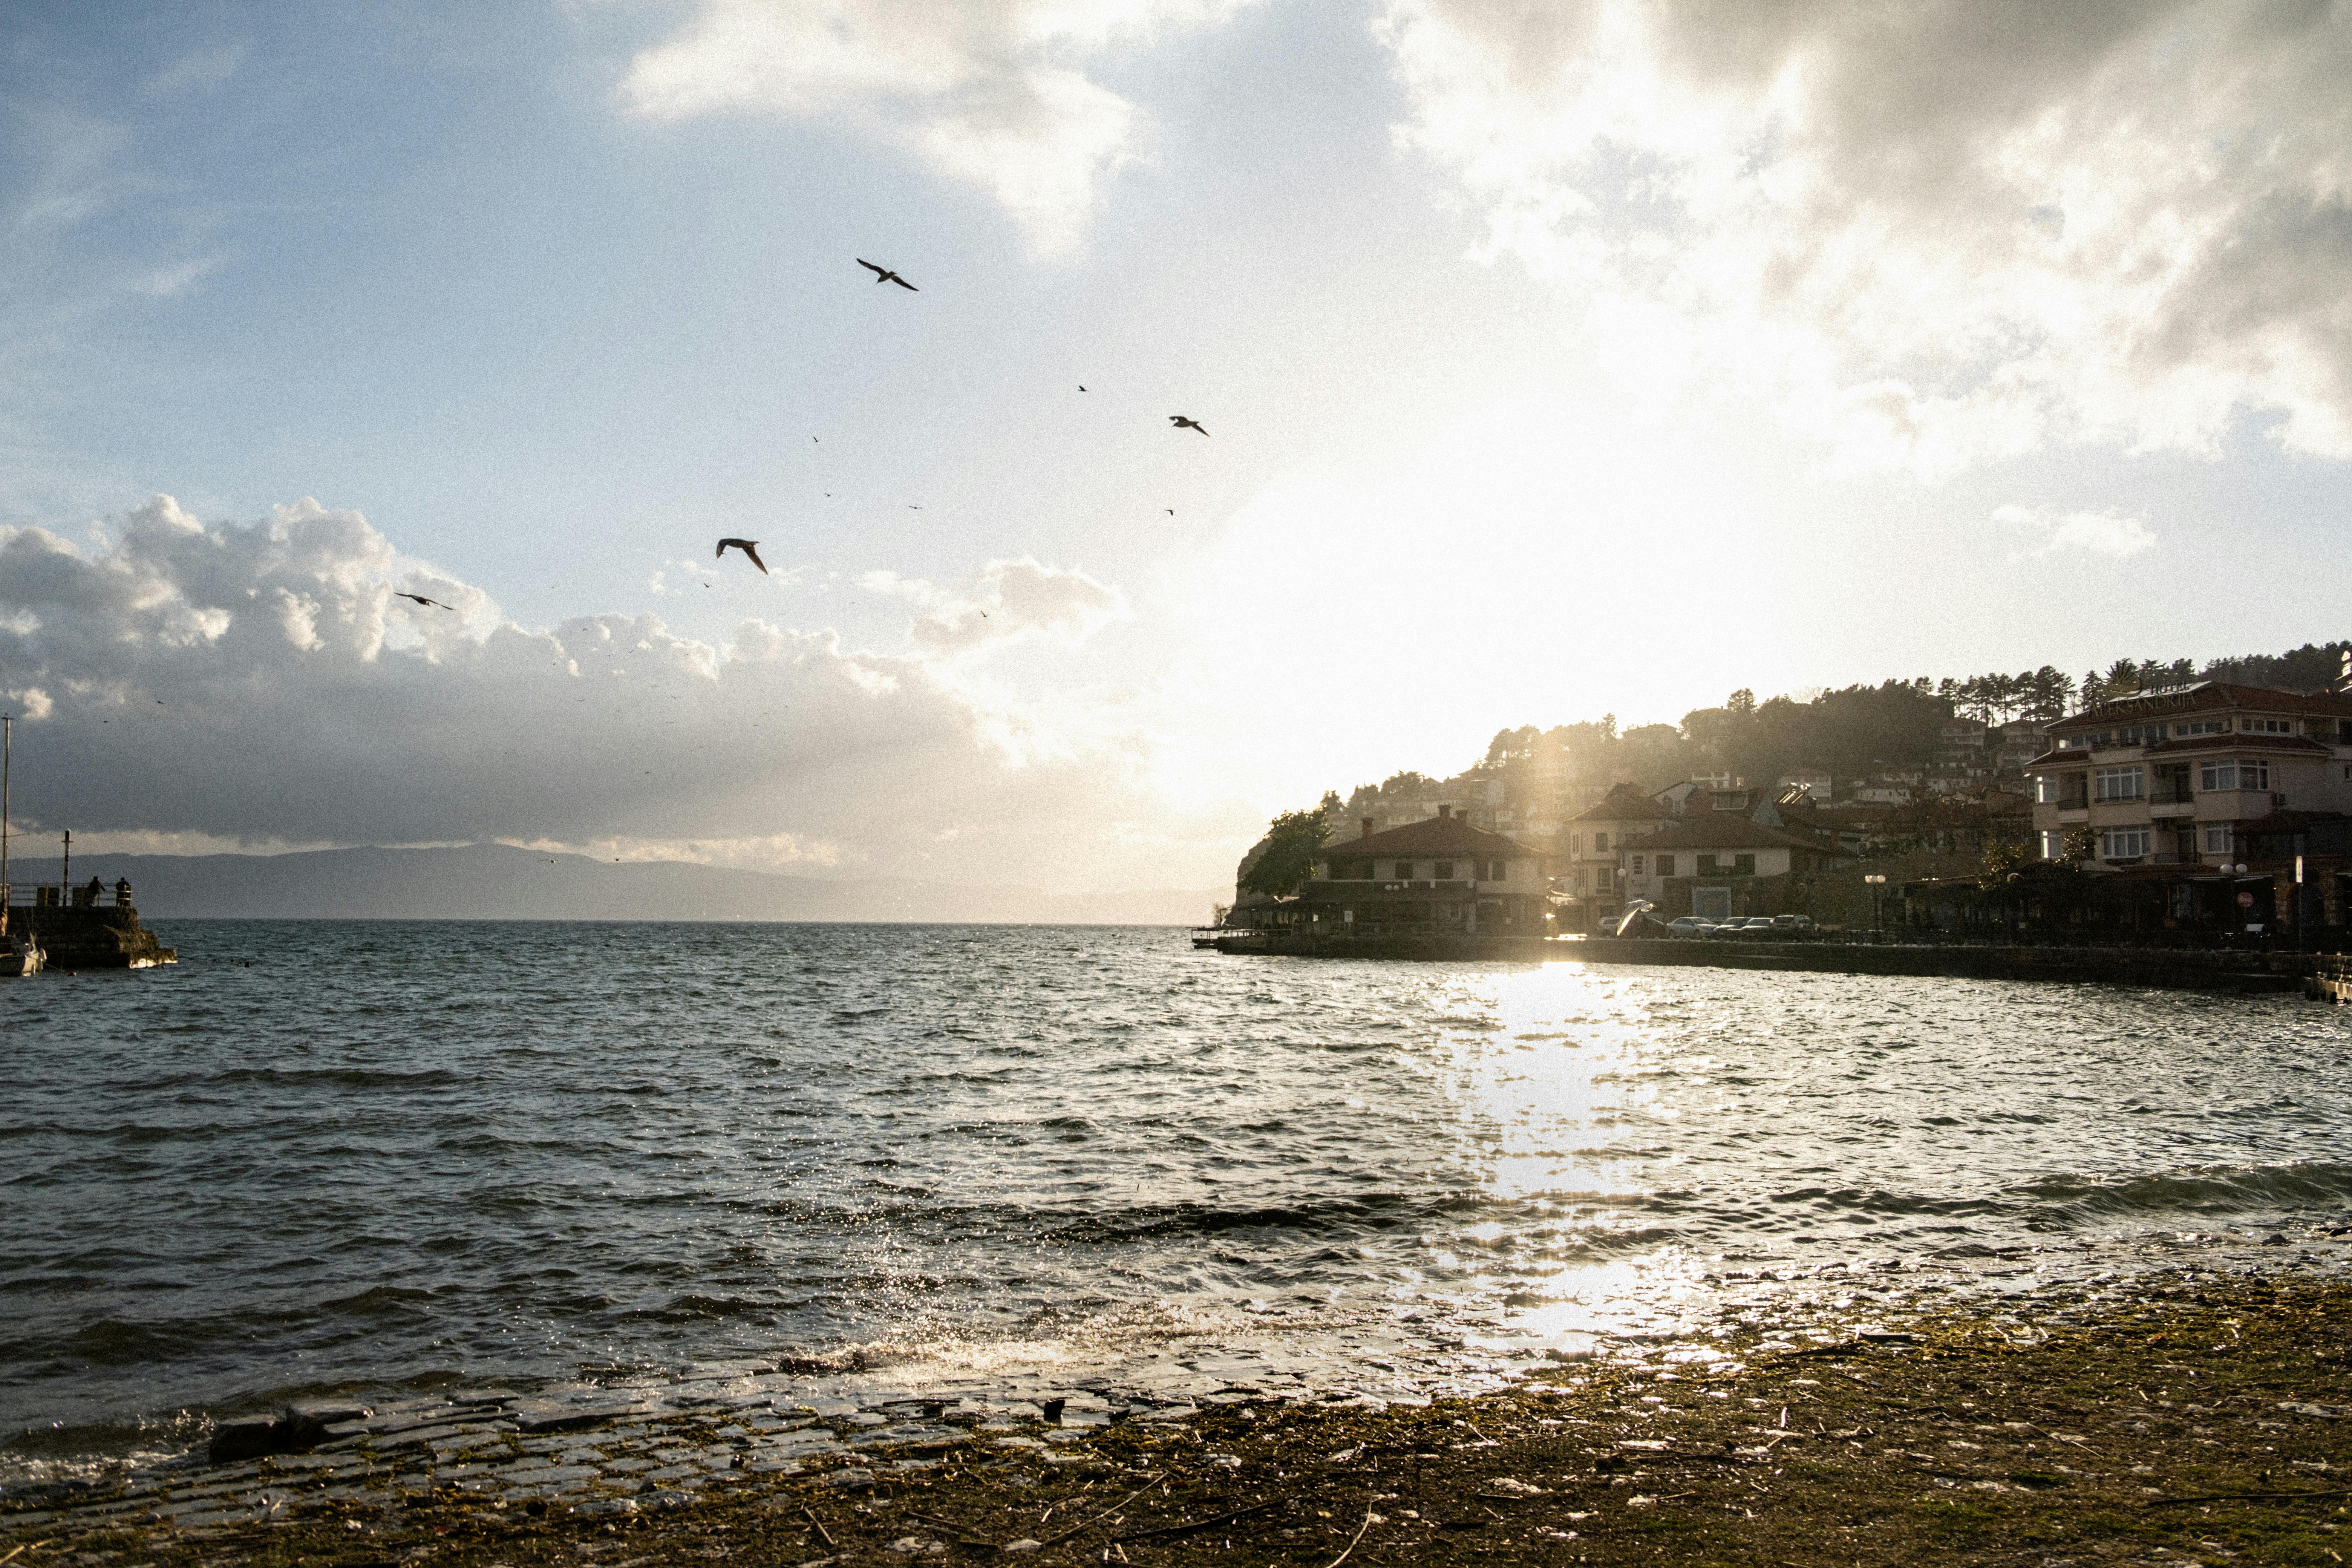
[1170, 415, 1208, 436]
[394, 591, 455, 610]
[856, 259, 917, 291]
[716, 538, 768, 574]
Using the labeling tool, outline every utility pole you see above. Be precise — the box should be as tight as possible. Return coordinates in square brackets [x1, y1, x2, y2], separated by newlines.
[1, 713, 11, 908]
[62, 828, 70, 905]
[1865, 872, 1888, 942]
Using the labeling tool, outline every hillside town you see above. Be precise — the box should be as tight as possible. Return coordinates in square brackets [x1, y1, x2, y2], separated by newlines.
[1228, 643, 2352, 946]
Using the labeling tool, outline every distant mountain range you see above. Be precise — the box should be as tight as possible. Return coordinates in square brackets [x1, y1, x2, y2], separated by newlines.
[30, 843, 1218, 926]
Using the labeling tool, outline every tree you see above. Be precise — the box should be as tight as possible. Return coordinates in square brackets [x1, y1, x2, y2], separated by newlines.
[1238, 804, 1332, 897]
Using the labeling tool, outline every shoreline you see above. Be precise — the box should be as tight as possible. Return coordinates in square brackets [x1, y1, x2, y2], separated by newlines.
[10, 1268, 2348, 1565]
[1210, 931, 2329, 992]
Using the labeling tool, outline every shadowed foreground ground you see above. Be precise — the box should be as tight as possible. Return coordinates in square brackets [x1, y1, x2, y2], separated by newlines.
[9, 1275, 2349, 1566]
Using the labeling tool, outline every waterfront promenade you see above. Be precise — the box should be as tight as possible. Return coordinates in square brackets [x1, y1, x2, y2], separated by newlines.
[1208, 929, 2334, 992]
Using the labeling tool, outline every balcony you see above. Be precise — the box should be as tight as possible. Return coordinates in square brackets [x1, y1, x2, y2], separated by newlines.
[2150, 781, 2194, 805]
[2053, 793, 2089, 813]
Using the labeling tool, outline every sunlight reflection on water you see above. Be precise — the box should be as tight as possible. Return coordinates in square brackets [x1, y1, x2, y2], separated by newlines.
[3, 925, 2349, 1454]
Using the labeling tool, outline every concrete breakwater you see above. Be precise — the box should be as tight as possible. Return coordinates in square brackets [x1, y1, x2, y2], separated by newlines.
[4, 904, 175, 969]
[1209, 929, 2325, 992]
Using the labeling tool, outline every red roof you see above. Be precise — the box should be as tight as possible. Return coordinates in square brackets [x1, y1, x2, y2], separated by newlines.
[2049, 682, 2352, 733]
[1318, 816, 1536, 859]
[1638, 816, 1844, 855]
[2027, 732, 2336, 768]
[1568, 785, 1668, 824]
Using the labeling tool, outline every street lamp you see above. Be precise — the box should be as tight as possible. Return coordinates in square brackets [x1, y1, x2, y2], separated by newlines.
[1864, 873, 1888, 941]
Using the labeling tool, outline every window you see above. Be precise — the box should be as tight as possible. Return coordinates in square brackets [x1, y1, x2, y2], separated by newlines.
[2099, 827, 2150, 860]
[1733, 853, 1756, 875]
[1655, 854, 1676, 877]
[1570, 834, 1583, 854]
[2033, 775, 2063, 804]
[2176, 718, 2230, 737]
[1394, 861, 1414, 880]
[1630, 854, 1644, 873]
[1433, 861, 1454, 880]
[2199, 760, 2272, 791]
[1594, 866, 1613, 892]
[2243, 717, 2294, 735]
[1594, 831, 1611, 853]
[2039, 830, 2064, 860]
[2093, 766, 2144, 801]
[1696, 854, 1720, 874]
[2203, 824, 2234, 854]
[1489, 859, 1508, 881]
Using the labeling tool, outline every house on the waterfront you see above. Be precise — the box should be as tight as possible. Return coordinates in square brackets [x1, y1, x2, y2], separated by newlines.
[1561, 784, 1670, 929]
[2007, 681, 2352, 940]
[1278, 807, 1548, 937]
[2025, 683, 2352, 867]
[1620, 813, 1847, 922]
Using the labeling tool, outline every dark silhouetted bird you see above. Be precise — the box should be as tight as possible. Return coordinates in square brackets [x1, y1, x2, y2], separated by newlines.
[1165, 509, 1175, 516]
[1078, 385, 1086, 392]
[1170, 415, 1208, 436]
[716, 538, 768, 574]
[394, 591, 455, 610]
[856, 259, 917, 291]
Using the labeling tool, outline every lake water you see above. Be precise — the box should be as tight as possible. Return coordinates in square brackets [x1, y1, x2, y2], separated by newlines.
[5, 921, 2349, 1482]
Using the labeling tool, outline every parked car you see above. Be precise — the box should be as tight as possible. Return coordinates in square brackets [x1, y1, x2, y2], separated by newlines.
[1771, 913, 1816, 934]
[1704, 918, 1750, 939]
[1666, 917, 1714, 939]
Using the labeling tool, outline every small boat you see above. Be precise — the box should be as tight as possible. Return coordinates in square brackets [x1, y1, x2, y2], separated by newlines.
[0, 933, 42, 978]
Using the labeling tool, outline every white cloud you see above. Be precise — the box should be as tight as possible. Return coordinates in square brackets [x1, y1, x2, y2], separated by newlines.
[1993, 502, 2156, 558]
[0, 496, 1228, 889]
[1380, 0, 2352, 471]
[616, 0, 1250, 255]
[869, 556, 1127, 654]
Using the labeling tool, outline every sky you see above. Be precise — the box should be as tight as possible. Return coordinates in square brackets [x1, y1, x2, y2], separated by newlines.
[2, 0, 2349, 893]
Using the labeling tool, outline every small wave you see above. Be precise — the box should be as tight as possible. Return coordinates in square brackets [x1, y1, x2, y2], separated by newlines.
[2013, 1160, 2352, 1225]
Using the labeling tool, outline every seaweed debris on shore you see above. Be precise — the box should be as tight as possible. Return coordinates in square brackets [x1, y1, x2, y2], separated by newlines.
[8, 1273, 2349, 1566]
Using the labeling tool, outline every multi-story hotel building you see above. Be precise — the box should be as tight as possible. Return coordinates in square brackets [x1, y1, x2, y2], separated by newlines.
[2025, 683, 2352, 866]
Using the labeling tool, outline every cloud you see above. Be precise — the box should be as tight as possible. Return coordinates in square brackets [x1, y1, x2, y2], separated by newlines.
[616, 0, 1249, 255]
[1993, 502, 2156, 558]
[867, 556, 1127, 654]
[1380, 0, 2352, 471]
[0, 496, 1221, 889]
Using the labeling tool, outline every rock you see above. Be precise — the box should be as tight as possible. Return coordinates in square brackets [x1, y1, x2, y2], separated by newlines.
[884, 1537, 946, 1556]
[1002, 1542, 1042, 1555]
[1039, 1398, 1066, 1425]
[208, 1407, 335, 1464]
[577, 1497, 638, 1517]
[510, 1401, 614, 1434]
[208, 1420, 283, 1464]
[285, 1401, 372, 1426]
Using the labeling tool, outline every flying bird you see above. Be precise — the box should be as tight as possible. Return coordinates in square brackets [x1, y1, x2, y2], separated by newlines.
[856, 259, 917, 291]
[1165, 509, 1175, 516]
[1170, 415, 1208, 436]
[1079, 385, 1087, 392]
[394, 591, 455, 610]
[716, 538, 768, 574]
